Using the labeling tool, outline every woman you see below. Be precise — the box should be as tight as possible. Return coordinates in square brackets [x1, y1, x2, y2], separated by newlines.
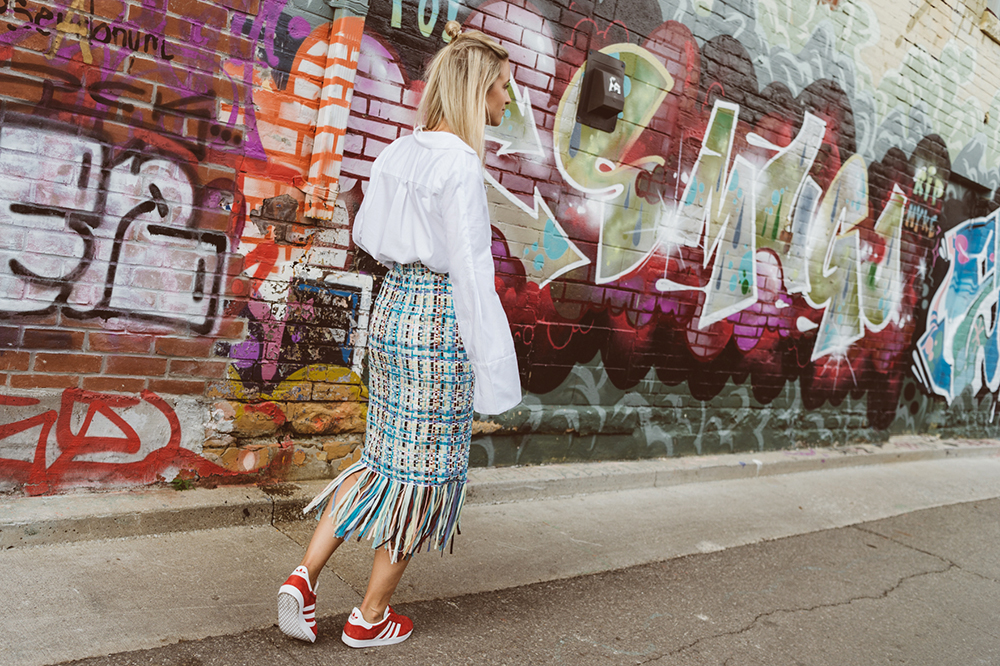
[277, 21, 521, 648]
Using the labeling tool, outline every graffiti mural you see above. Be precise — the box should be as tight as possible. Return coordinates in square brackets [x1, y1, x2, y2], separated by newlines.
[1, 0, 1000, 493]
[221, 268, 372, 388]
[915, 209, 1000, 405]
[334, 0, 999, 448]
[0, 0, 371, 493]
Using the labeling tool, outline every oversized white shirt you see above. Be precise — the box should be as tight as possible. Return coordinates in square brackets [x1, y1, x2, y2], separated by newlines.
[353, 128, 522, 415]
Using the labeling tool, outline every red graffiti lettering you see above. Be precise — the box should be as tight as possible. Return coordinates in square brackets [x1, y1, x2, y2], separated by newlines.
[0, 389, 234, 495]
[56, 390, 143, 458]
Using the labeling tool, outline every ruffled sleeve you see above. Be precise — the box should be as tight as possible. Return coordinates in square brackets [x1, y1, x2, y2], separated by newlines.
[441, 157, 522, 415]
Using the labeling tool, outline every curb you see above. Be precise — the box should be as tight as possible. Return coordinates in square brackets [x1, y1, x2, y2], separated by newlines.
[2, 436, 998, 549]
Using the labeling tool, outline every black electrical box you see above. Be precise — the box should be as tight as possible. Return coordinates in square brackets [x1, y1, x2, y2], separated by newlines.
[576, 50, 626, 133]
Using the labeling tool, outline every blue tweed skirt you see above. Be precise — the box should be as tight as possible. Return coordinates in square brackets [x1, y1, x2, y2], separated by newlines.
[303, 262, 474, 561]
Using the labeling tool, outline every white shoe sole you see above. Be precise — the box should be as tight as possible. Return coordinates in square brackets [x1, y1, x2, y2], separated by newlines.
[341, 630, 411, 648]
[278, 587, 316, 643]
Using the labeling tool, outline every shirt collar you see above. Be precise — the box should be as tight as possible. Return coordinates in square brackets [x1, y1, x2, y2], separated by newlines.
[413, 126, 477, 155]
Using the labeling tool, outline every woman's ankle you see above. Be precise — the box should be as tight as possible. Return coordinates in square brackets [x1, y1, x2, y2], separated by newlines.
[360, 605, 386, 624]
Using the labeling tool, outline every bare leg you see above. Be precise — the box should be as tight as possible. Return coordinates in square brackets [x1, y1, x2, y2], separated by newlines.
[298, 470, 361, 589]
[359, 548, 411, 623]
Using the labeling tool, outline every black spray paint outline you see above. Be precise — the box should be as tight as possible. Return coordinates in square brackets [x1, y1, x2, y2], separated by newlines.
[0, 113, 228, 334]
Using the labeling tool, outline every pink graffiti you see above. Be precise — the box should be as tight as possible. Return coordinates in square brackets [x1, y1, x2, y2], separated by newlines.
[954, 234, 971, 265]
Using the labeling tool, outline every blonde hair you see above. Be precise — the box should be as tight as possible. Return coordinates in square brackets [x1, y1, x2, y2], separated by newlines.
[417, 20, 509, 162]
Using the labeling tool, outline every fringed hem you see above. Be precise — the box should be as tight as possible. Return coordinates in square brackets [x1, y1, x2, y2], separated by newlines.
[302, 461, 467, 563]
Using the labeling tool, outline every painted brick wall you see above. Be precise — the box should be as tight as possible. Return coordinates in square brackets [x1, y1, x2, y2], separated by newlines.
[339, 0, 1000, 467]
[1, 0, 1000, 494]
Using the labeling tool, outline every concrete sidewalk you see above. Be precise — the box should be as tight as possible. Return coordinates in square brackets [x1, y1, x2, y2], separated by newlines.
[1, 436, 999, 666]
[3, 435, 997, 549]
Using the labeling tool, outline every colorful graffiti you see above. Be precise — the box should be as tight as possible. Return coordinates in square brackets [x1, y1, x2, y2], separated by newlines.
[217, 3, 373, 394]
[0, 0, 382, 493]
[1, 0, 1000, 494]
[335, 0, 988, 432]
[915, 209, 1000, 405]
[222, 268, 372, 388]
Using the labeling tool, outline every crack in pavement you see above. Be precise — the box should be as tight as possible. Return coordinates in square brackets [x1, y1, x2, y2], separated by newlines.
[852, 525, 959, 567]
[270, 521, 365, 601]
[534, 517, 1000, 665]
[633, 523, 981, 663]
[634, 564, 954, 664]
[852, 524, 1000, 585]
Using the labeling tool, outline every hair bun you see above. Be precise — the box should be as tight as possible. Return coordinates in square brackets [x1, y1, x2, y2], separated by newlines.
[443, 20, 462, 40]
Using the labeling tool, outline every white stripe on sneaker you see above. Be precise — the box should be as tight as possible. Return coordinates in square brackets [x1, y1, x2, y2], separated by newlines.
[341, 606, 412, 648]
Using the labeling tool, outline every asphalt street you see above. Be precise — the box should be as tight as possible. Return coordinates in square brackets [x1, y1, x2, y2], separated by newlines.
[55, 498, 1000, 666]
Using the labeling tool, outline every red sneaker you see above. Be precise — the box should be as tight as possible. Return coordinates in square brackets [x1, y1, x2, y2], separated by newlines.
[277, 566, 317, 643]
[341, 605, 413, 648]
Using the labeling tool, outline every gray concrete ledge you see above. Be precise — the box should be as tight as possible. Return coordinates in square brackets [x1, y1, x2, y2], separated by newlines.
[466, 435, 1000, 504]
[2, 435, 997, 549]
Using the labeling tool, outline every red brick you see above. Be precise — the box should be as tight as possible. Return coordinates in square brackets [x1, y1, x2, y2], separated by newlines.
[169, 359, 230, 378]
[10, 374, 79, 389]
[148, 379, 208, 395]
[196, 25, 240, 58]
[214, 318, 247, 340]
[6, 46, 58, 72]
[194, 162, 240, 186]
[228, 20, 255, 53]
[88, 333, 155, 354]
[91, 0, 127, 21]
[82, 376, 147, 393]
[558, 45, 586, 68]
[155, 337, 217, 358]
[0, 327, 20, 348]
[128, 5, 190, 38]
[224, 0, 259, 15]
[60, 315, 120, 331]
[3, 23, 55, 53]
[225, 255, 248, 277]
[167, 0, 230, 26]
[227, 276, 252, 298]
[513, 67, 553, 93]
[33, 353, 103, 374]
[94, 119, 147, 154]
[175, 45, 227, 79]
[22, 329, 85, 351]
[500, 172, 534, 195]
[99, 77, 155, 106]
[105, 356, 169, 376]
[126, 53, 179, 83]
[197, 208, 231, 233]
[15, 310, 59, 327]
[0, 75, 46, 106]
[0, 351, 29, 371]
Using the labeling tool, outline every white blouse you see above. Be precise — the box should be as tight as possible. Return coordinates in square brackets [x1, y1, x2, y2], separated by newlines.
[353, 128, 522, 415]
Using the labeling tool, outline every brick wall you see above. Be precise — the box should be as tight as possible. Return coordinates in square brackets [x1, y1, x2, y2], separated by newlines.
[1, 0, 1000, 494]
[338, 0, 1000, 465]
